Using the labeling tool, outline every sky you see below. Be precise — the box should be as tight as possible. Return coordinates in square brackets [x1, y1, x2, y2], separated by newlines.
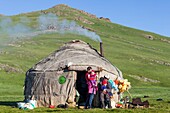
[0, 0, 170, 37]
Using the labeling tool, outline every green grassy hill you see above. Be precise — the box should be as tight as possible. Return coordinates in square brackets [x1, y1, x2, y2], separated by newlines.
[0, 4, 170, 113]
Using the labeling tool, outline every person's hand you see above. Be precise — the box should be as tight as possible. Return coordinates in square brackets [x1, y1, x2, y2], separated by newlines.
[95, 87, 98, 91]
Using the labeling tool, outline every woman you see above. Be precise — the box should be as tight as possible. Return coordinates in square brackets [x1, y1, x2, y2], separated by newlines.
[84, 67, 98, 109]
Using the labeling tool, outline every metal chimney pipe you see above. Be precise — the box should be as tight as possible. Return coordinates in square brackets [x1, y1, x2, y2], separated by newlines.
[100, 42, 104, 56]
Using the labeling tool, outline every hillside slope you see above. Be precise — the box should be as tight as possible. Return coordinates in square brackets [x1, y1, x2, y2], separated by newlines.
[0, 4, 170, 96]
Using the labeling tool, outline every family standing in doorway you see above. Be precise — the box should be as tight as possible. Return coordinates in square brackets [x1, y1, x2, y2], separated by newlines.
[84, 66, 116, 109]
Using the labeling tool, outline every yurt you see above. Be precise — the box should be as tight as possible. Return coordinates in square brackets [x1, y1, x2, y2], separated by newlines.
[24, 40, 123, 107]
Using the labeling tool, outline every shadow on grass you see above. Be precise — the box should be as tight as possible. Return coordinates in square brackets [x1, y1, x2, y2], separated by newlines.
[44, 108, 84, 112]
[0, 101, 19, 107]
[45, 109, 67, 112]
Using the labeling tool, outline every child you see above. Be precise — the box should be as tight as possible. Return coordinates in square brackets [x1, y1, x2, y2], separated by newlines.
[85, 67, 97, 86]
[101, 80, 107, 92]
[89, 71, 97, 86]
[101, 80, 113, 97]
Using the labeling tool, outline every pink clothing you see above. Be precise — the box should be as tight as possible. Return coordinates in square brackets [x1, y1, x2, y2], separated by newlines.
[89, 73, 96, 81]
[85, 70, 98, 94]
[87, 81, 97, 94]
[85, 70, 96, 82]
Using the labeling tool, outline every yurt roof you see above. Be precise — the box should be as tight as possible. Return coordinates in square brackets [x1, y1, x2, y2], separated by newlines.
[32, 40, 122, 78]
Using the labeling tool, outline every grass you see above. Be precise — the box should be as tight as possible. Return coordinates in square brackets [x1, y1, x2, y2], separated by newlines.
[0, 4, 170, 113]
[0, 86, 169, 113]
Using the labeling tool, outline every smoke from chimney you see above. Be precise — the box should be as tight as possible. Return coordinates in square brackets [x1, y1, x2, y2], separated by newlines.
[37, 13, 102, 42]
[0, 13, 102, 49]
[0, 13, 102, 52]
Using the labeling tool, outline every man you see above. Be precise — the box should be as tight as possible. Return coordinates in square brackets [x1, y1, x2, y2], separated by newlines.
[100, 75, 112, 109]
